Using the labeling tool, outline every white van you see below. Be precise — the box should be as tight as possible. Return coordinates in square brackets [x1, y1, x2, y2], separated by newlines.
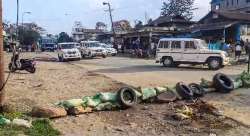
[156, 38, 230, 70]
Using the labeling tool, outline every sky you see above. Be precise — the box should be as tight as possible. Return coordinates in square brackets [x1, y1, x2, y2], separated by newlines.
[3, 0, 211, 35]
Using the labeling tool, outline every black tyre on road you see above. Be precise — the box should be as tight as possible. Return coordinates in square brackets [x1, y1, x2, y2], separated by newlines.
[162, 57, 174, 67]
[102, 54, 107, 58]
[213, 73, 234, 93]
[117, 87, 137, 108]
[189, 83, 205, 97]
[208, 58, 222, 70]
[176, 82, 193, 99]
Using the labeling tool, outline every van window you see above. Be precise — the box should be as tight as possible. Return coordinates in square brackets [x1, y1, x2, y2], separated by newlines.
[185, 41, 196, 49]
[158, 41, 164, 48]
[163, 41, 170, 48]
[171, 41, 181, 49]
[158, 41, 169, 48]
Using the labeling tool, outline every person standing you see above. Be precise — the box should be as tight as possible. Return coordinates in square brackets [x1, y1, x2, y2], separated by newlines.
[246, 39, 250, 55]
[235, 41, 242, 60]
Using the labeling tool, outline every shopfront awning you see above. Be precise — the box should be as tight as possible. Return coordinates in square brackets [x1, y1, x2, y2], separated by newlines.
[191, 21, 239, 33]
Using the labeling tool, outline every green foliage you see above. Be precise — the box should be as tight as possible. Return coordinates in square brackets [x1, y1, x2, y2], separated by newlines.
[0, 117, 60, 136]
[135, 21, 143, 30]
[26, 119, 60, 136]
[57, 32, 73, 43]
[2, 112, 23, 121]
[18, 26, 41, 46]
[236, 71, 250, 88]
[161, 0, 197, 20]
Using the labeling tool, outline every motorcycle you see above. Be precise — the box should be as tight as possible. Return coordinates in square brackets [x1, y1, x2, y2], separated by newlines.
[8, 49, 36, 73]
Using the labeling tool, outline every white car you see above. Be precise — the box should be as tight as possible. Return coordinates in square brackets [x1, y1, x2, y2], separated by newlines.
[80, 41, 107, 58]
[100, 43, 117, 56]
[156, 38, 230, 70]
[57, 42, 81, 62]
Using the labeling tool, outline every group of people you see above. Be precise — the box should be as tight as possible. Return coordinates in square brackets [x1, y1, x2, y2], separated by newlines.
[222, 39, 250, 60]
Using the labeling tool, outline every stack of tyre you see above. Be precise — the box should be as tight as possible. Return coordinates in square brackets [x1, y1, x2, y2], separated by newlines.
[176, 73, 234, 100]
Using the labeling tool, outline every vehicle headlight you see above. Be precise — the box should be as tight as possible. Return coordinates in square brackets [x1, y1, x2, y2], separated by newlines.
[223, 52, 229, 57]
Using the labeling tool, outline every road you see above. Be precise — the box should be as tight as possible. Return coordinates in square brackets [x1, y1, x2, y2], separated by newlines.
[69, 55, 247, 87]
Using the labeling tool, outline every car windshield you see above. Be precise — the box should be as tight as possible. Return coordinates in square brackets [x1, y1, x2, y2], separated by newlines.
[60, 44, 75, 49]
[89, 43, 101, 48]
[198, 40, 208, 49]
[101, 44, 109, 48]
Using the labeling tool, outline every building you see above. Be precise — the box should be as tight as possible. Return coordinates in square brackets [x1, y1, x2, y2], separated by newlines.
[148, 15, 195, 31]
[211, 0, 250, 13]
[72, 21, 106, 42]
[189, 0, 250, 46]
[119, 15, 195, 52]
[113, 20, 132, 34]
[72, 27, 104, 41]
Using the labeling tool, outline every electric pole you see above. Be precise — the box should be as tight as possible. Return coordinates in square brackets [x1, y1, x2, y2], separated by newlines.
[16, 0, 19, 40]
[103, 2, 116, 43]
[0, 0, 5, 106]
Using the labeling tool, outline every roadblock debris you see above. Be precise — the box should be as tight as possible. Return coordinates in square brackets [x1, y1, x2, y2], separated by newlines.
[31, 72, 249, 118]
[0, 115, 11, 125]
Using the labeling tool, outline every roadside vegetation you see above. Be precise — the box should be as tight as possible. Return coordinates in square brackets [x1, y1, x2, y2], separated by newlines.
[0, 112, 60, 136]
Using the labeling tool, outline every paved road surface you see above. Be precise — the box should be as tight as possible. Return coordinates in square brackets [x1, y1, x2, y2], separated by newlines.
[70, 56, 247, 87]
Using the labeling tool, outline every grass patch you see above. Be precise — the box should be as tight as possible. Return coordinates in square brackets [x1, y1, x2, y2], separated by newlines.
[0, 118, 60, 136]
[2, 112, 24, 121]
[26, 119, 60, 136]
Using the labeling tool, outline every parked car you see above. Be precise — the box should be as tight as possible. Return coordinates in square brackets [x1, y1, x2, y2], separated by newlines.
[57, 42, 81, 62]
[156, 38, 230, 70]
[80, 41, 107, 58]
[100, 43, 117, 56]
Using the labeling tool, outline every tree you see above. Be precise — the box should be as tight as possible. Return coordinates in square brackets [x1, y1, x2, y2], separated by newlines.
[135, 21, 143, 30]
[17, 23, 43, 46]
[161, 0, 197, 20]
[18, 26, 41, 46]
[95, 22, 107, 31]
[57, 32, 73, 43]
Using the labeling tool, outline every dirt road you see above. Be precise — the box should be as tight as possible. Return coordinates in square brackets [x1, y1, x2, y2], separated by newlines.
[3, 52, 250, 136]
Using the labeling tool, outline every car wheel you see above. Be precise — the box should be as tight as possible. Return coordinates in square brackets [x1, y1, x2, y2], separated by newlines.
[163, 57, 174, 67]
[208, 58, 221, 70]
[81, 54, 85, 58]
[176, 82, 193, 99]
[188, 83, 205, 97]
[102, 54, 107, 58]
[118, 87, 137, 108]
[213, 73, 234, 93]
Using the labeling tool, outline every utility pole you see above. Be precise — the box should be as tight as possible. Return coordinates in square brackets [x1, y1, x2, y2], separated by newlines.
[103, 2, 115, 43]
[0, 0, 5, 106]
[16, 0, 19, 40]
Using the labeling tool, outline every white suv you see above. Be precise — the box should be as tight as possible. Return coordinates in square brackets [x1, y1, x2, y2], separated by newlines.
[80, 41, 107, 58]
[156, 38, 230, 70]
[100, 43, 118, 56]
[57, 42, 81, 62]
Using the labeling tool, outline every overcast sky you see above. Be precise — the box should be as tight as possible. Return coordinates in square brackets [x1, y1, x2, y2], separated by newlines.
[3, 0, 211, 34]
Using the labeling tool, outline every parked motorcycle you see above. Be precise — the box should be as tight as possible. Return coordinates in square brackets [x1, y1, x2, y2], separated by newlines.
[8, 48, 36, 73]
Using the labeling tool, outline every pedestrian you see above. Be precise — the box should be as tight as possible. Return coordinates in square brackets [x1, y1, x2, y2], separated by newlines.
[224, 42, 231, 54]
[235, 41, 242, 60]
[245, 39, 250, 55]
